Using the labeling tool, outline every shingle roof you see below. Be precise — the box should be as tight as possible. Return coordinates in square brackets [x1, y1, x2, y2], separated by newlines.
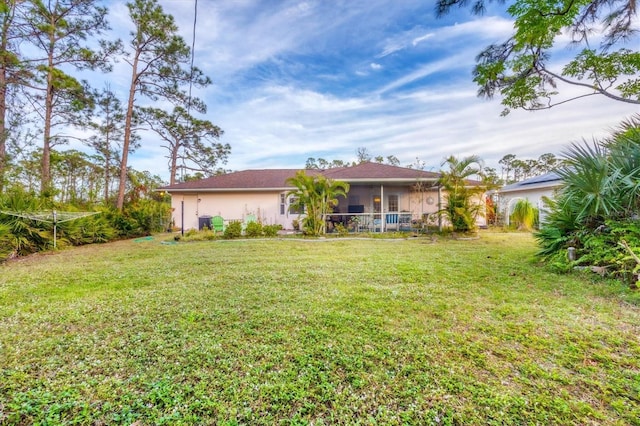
[159, 169, 315, 191]
[323, 162, 440, 180]
[159, 162, 441, 192]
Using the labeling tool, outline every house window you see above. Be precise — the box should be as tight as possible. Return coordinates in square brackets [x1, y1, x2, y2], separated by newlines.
[388, 194, 399, 212]
[280, 193, 286, 215]
[289, 197, 304, 215]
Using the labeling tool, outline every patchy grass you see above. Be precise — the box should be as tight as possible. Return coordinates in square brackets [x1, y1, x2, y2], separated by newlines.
[1, 233, 639, 425]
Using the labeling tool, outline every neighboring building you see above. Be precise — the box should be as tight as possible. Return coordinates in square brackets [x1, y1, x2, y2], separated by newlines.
[497, 171, 563, 224]
[160, 162, 467, 232]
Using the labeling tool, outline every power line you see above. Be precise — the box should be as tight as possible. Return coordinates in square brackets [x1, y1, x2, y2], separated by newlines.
[187, 0, 198, 115]
[182, 0, 198, 182]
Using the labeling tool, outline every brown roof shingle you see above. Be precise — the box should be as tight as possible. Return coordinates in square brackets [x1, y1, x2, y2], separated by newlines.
[324, 162, 440, 180]
[160, 162, 440, 192]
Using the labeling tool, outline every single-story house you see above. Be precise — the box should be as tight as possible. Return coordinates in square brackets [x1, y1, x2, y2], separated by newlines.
[159, 162, 486, 232]
[496, 171, 563, 224]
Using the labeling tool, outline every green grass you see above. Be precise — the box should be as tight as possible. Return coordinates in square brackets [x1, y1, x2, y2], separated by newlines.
[1, 232, 639, 425]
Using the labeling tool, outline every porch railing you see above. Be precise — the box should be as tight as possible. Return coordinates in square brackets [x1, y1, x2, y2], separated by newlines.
[323, 212, 437, 233]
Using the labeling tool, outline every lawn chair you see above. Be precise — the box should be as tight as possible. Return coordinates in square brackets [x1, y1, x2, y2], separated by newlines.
[212, 215, 225, 233]
[385, 213, 398, 231]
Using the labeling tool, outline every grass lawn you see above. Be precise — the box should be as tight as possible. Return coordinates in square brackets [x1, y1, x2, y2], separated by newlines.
[1, 232, 639, 425]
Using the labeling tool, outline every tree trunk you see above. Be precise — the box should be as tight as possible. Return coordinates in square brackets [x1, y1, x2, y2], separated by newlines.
[104, 149, 110, 204]
[170, 144, 178, 185]
[0, 61, 6, 195]
[41, 29, 56, 196]
[117, 53, 139, 210]
[0, 1, 13, 195]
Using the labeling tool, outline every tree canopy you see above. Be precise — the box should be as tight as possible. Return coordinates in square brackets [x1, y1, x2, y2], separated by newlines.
[437, 0, 640, 114]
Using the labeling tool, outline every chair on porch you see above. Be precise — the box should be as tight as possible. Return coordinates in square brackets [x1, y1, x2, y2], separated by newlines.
[385, 213, 399, 231]
[370, 217, 382, 232]
[398, 213, 412, 231]
[211, 215, 225, 233]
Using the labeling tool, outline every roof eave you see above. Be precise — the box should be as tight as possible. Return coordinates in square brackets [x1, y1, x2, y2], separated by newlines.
[164, 187, 293, 193]
[342, 177, 439, 184]
[499, 182, 563, 193]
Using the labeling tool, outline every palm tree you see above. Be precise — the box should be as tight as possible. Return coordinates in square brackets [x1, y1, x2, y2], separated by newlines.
[286, 171, 349, 236]
[438, 155, 486, 233]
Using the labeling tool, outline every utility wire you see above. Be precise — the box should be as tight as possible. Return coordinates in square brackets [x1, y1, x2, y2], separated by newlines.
[183, 0, 198, 181]
[187, 0, 198, 115]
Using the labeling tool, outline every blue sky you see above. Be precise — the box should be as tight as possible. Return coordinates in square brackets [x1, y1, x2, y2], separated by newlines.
[97, 0, 638, 178]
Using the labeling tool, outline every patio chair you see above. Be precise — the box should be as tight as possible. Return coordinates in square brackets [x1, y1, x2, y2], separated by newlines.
[398, 213, 412, 231]
[370, 218, 382, 232]
[211, 215, 225, 233]
[385, 213, 398, 231]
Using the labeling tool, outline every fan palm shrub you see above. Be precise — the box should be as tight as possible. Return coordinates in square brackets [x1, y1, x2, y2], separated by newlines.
[536, 114, 640, 280]
[0, 222, 13, 259]
[57, 214, 116, 245]
[0, 190, 52, 259]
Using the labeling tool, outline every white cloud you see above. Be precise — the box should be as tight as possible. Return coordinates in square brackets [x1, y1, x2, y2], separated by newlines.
[377, 52, 473, 94]
[412, 33, 434, 46]
[377, 16, 513, 58]
[206, 77, 637, 176]
[86, 1, 638, 183]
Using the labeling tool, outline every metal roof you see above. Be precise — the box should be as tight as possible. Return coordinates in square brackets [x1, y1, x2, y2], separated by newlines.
[499, 172, 563, 193]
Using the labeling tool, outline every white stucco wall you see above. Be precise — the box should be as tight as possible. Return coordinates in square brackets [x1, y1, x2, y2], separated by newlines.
[499, 186, 561, 224]
[169, 186, 483, 231]
[170, 190, 297, 230]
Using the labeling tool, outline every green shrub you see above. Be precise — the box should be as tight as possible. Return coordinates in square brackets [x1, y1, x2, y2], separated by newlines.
[0, 222, 14, 260]
[245, 221, 263, 237]
[263, 224, 282, 237]
[0, 190, 52, 258]
[101, 201, 171, 238]
[576, 219, 640, 276]
[58, 215, 116, 246]
[181, 228, 217, 241]
[224, 221, 242, 239]
[0, 191, 171, 261]
[334, 223, 349, 237]
[103, 209, 141, 238]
